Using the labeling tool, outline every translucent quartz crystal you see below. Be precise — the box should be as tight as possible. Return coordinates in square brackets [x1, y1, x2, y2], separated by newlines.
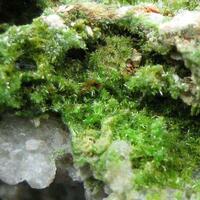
[0, 114, 70, 189]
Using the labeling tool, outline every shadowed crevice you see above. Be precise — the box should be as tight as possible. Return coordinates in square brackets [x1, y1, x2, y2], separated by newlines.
[0, 0, 42, 25]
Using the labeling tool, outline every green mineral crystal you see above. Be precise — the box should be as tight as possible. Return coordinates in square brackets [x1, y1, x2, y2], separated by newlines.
[1, 0, 200, 199]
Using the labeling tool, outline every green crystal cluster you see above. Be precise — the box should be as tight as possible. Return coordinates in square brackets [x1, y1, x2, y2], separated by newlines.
[1, 0, 200, 199]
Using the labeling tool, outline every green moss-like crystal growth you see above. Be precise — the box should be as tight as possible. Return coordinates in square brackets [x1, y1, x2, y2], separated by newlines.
[1, 1, 200, 199]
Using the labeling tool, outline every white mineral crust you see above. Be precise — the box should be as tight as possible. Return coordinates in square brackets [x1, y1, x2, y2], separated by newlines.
[42, 14, 66, 29]
[160, 11, 200, 33]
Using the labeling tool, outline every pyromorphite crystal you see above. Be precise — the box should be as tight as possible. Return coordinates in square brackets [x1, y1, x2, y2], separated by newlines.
[1, 1, 200, 199]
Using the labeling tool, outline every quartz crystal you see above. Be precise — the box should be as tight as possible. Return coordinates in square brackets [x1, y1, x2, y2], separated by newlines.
[0, 114, 70, 189]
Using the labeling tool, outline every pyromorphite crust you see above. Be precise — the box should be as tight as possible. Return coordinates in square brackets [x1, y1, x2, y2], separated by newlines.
[0, 1, 200, 199]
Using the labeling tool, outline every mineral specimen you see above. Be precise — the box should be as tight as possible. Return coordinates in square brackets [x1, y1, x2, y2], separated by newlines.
[0, 114, 70, 189]
[0, 0, 200, 200]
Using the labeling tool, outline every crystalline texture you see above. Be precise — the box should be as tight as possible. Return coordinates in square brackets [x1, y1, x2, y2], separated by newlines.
[0, 114, 70, 189]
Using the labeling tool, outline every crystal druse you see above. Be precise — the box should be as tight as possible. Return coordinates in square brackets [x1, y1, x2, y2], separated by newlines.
[1, 0, 200, 199]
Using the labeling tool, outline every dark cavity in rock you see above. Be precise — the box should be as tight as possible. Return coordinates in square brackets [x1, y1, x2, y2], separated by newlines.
[0, 169, 86, 200]
[0, 0, 42, 25]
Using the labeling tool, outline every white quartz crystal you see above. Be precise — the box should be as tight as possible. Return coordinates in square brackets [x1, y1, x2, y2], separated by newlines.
[0, 114, 70, 189]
